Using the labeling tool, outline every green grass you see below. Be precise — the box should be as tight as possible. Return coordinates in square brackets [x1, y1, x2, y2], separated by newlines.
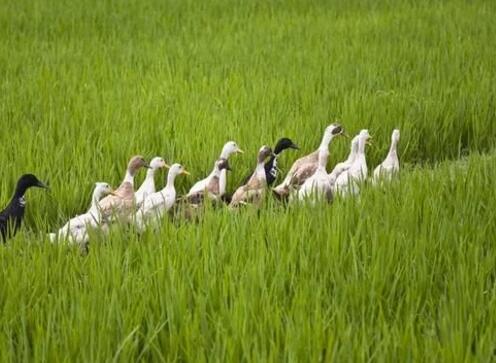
[1, 0, 495, 361]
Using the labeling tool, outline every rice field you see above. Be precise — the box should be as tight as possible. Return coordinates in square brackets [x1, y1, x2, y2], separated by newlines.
[1, 0, 495, 361]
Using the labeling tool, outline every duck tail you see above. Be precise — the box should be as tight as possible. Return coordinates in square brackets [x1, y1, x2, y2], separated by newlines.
[272, 185, 290, 201]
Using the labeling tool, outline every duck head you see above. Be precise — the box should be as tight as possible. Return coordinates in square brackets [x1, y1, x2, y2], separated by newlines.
[127, 155, 150, 176]
[149, 156, 170, 170]
[320, 123, 346, 149]
[221, 141, 244, 158]
[93, 182, 116, 202]
[94, 182, 117, 199]
[357, 130, 372, 150]
[169, 163, 190, 178]
[257, 145, 274, 164]
[14, 174, 49, 197]
[326, 123, 345, 137]
[274, 138, 299, 154]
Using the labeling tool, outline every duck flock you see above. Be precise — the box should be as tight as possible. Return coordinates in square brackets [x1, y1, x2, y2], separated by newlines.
[0, 123, 400, 247]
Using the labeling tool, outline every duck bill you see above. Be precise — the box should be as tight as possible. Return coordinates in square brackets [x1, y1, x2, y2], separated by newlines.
[236, 148, 244, 154]
[289, 143, 299, 150]
[144, 164, 151, 169]
[366, 137, 373, 146]
[109, 190, 119, 196]
[37, 181, 49, 189]
[181, 170, 191, 176]
[163, 163, 171, 169]
[341, 132, 350, 139]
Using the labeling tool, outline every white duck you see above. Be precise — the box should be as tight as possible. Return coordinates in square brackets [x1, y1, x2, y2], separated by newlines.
[273, 123, 345, 199]
[293, 148, 332, 202]
[328, 134, 359, 183]
[372, 129, 400, 184]
[188, 141, 243, 197]
[333, 130, 372, 195]
[135, 156, 169, 208]
[49, 182, 116, 244]
[135, 163, 189, 231]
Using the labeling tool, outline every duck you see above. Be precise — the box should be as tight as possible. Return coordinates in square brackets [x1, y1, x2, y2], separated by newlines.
[240, 138, 299, 188]
[293, 147, 333, 202]
[185, 158, 231, 205]
[273, 123, 345, 199]
[328, 133, 359, 183]
[188, 141, 243, 197]
[135, 156, 169, 208]
[48, 182, 116, 245]
[333, 130, 372, 195]
[229, 145, 274, 208]
[265, 138, 299, 186]
[98, 155, 150, 223]
[372, 129, 400, 184]
[1, 174, 48, 242]
[135, 163, 189, 231]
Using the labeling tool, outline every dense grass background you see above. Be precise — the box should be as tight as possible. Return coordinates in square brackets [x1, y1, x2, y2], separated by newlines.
[1, 0, 495, 361]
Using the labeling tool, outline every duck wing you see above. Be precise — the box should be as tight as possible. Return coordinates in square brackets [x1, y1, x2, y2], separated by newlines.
[0, 200, 24, 241]
[0, 213, 8, 242]
[291, 163, 318, 187]
[230, 173, 267, 206]
[230, 185, 264, 206]
[240, 171, 254, 187]
[274, 151, 319, 197]
[99, 182, 135, 218]
[188, 177, 209, 195]
[285, 151, 319, 181]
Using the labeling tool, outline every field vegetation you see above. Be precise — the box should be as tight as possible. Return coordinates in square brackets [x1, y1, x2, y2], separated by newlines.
[0, 0, 495, 361]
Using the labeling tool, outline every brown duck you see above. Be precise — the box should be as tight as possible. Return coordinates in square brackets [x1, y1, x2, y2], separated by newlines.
[229, 145, 273, 208]
[99, 155, 150, 223]
[272, 123, 345, 199]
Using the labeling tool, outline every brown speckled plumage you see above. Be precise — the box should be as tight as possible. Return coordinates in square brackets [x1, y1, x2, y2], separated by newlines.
[230, 146, 272, 207]
[99, 155, 149, 222]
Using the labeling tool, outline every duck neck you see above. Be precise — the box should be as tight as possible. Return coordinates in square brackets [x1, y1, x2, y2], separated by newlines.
[317, 149, 329, 172]
[318, 133, 335, 152]
[255, 161, 266, 178]
[345, 144, 358, 164]
[266, 153, 277, 167]
[357, 139, 367, 159]
[165, 172, 177, 191]
[88, 191, 104, 216]
[220, 149, 231, 159]
[213, 167, 222, 179]
[145, 168, 156, 179]
[207, 163, 219, 180]
[123, 170, 134, 186]
[13, 184, 28, 199]
[388, 138, 398, 158]
[273, 144, 285, 155]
